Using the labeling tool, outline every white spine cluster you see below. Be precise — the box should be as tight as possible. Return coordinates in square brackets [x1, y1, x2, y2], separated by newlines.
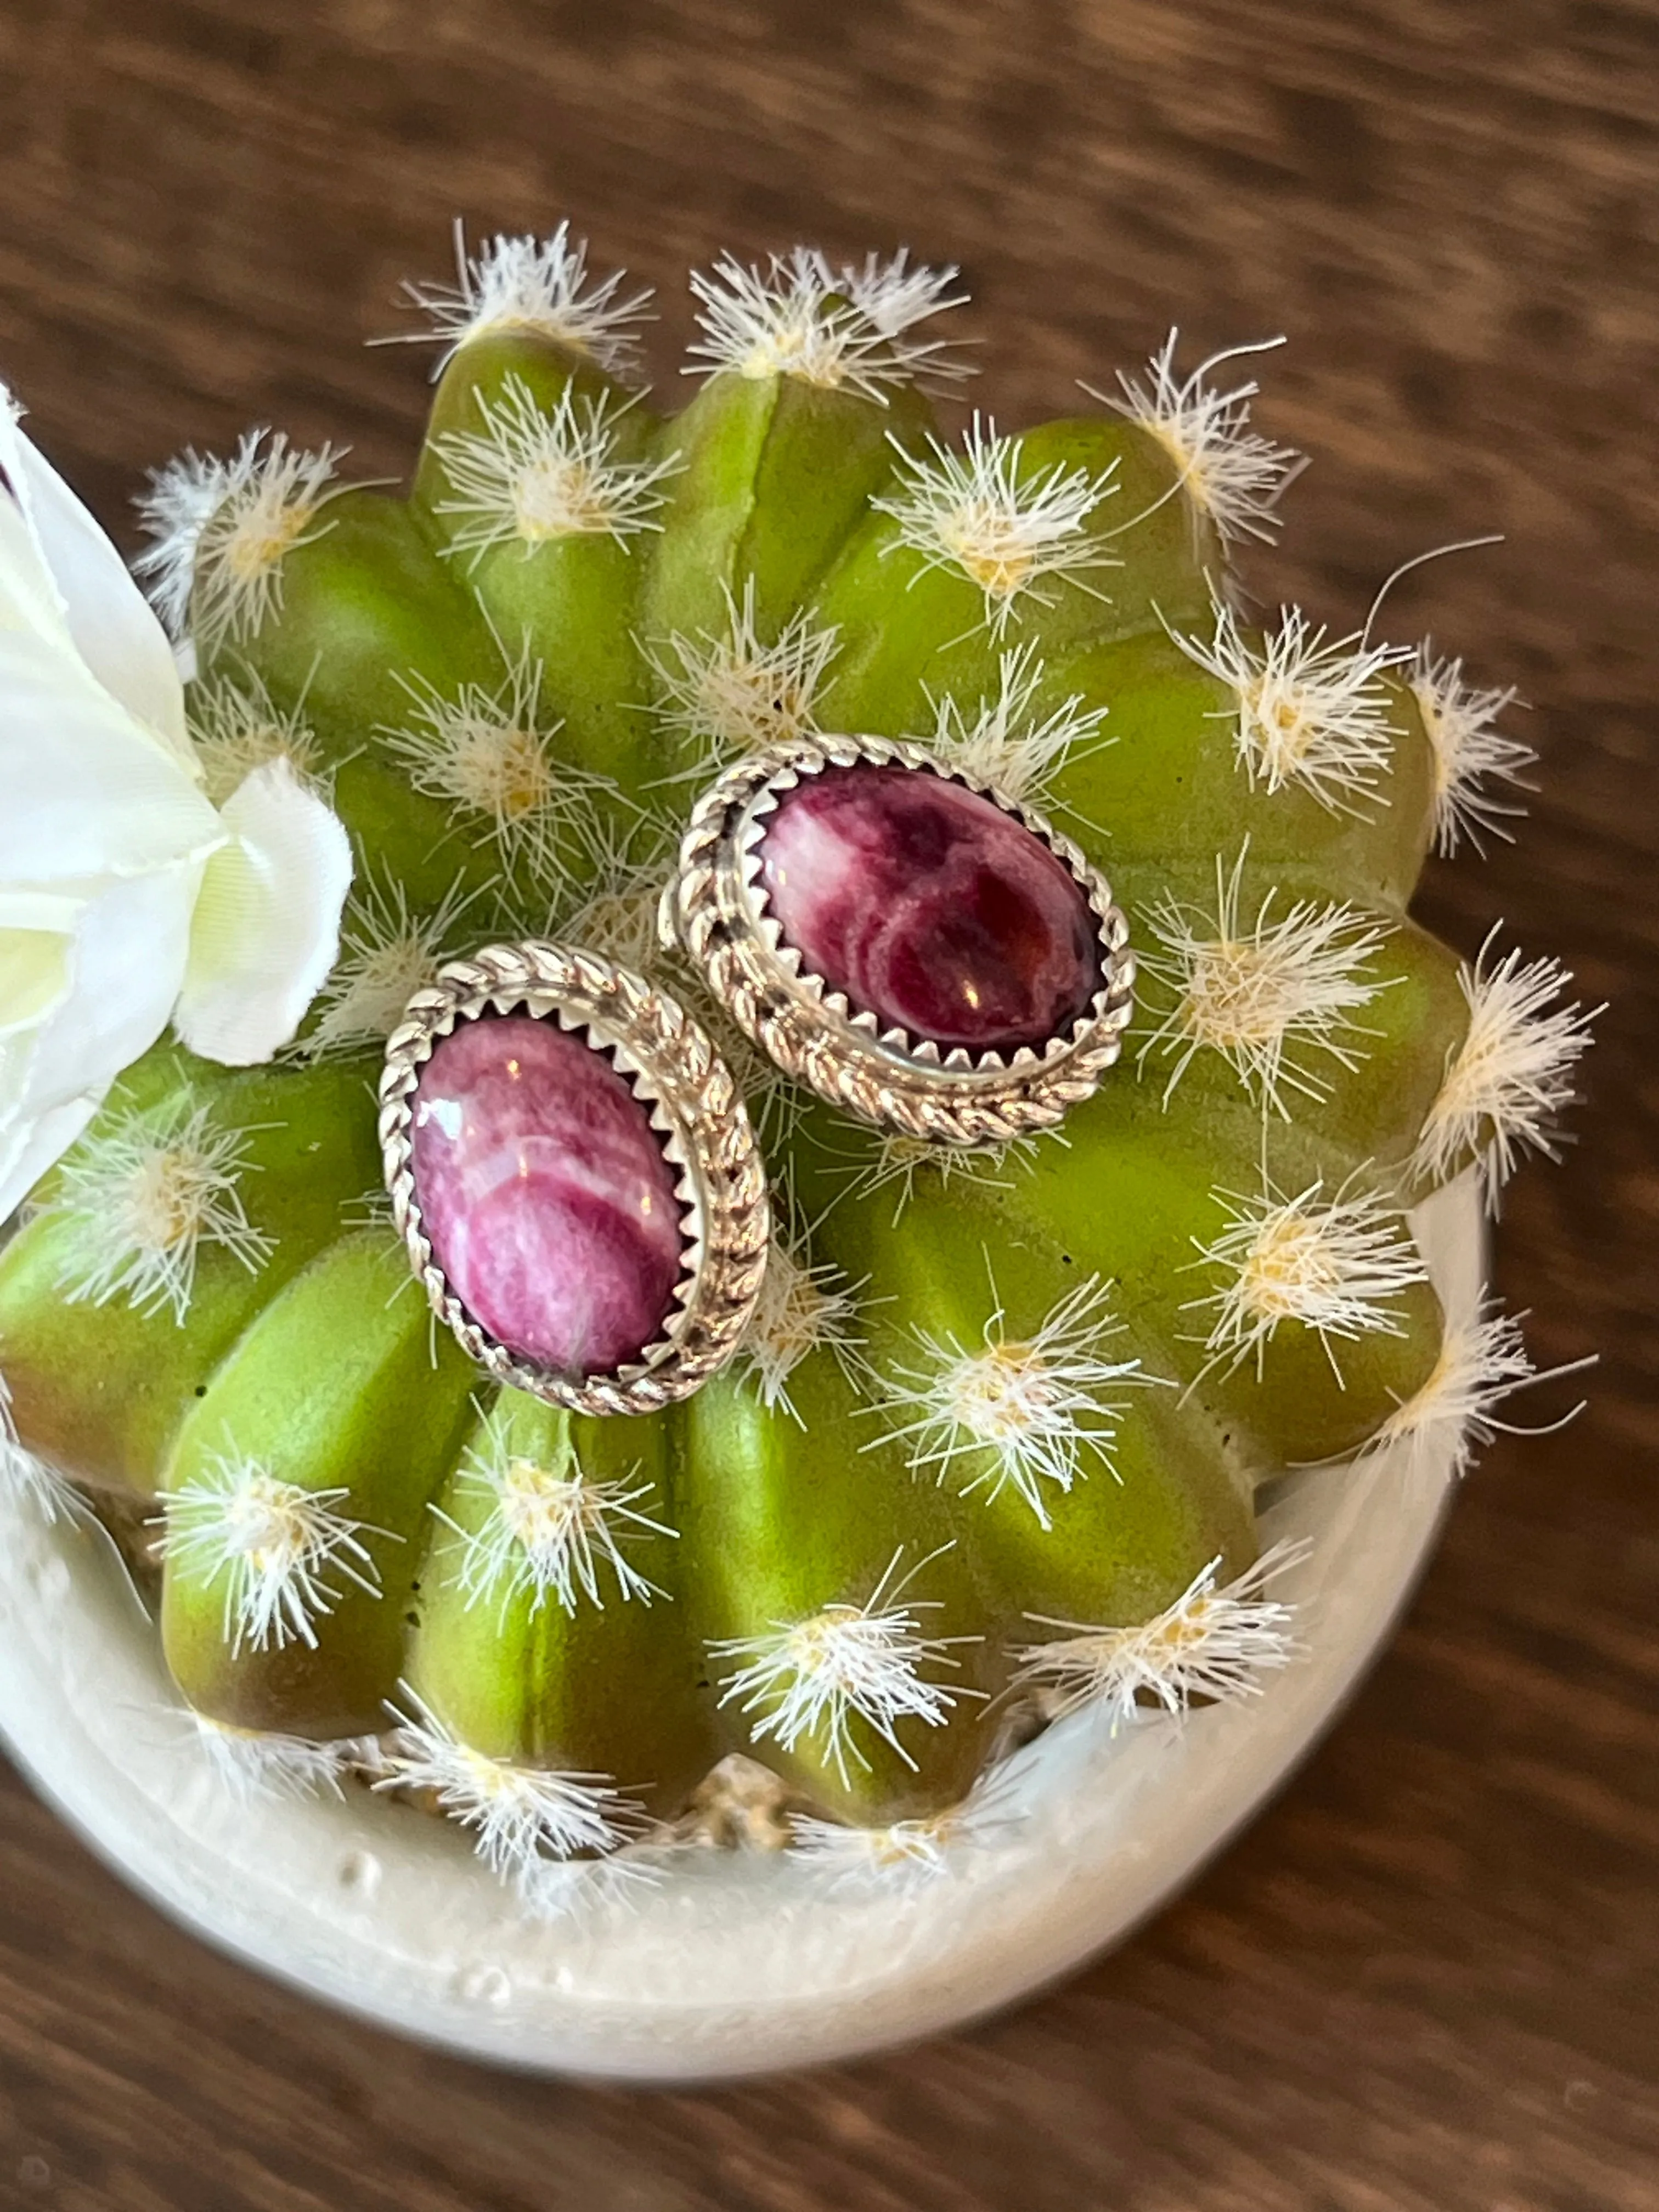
[516, 1850, 664, 1925]
[685, 246, 970, 398]
[1101, 330, 1303, 546]
[553, 844, 671, 978]
[817, 248, 976, 385]
[133, 449, 227, 637]
[1414, 929, 1598, 1198]
[432, 376, 680, 566]
[337, 1182, 399, 1239]
[157, 1450, 383, 1657]
[377, 644, 616, 894]
[1136, 848, 1395, 1115]
[1185, 1177, 1427, 1383]
[135, 430, 346, 652]
[393, 221, 654, 379]
[870, 1274, 1148, 1529]
[928, 640, 1110, 814]
[0, 1435, 78, 1522]
[788, 1813, 951, 1889]
[789, 1768, 1022, 1892]
[42, 1099, 274, 1324]
[833, 1128, 1052, 1226]
[0, 1380, 81, 1524]
[1365, 1301, 1592, 1479]
[1012, 1538, 1311, 1725]
[377, 1690, 642, 1892]
[302, 870, 484, 1058]
[189, 1714, 365, 1805]
[872, 415, 1120, 636]
[436, 1431, 673, 1618]
[1170, 598, 1412, 816]
[710, 1547, 979, 1787]
[1409, 646, 1536, 857]
[642, 575, 840, 772]
[187, 668, 329, 808]
[738, 1223, 866, 1420]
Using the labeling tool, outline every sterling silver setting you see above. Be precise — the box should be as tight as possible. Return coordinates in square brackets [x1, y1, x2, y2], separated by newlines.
[662, 733, 1136, 1147]
[379, 940, 770, 1417]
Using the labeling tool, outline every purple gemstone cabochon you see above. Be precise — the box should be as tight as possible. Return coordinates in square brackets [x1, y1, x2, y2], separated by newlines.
[757, 762, 1103, 1052]
[408, 1013, 687, 1379]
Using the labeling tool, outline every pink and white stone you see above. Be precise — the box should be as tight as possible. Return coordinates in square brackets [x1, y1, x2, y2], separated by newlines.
[757, 763, 1101, 1052]
[409, 1013, 686, 1378]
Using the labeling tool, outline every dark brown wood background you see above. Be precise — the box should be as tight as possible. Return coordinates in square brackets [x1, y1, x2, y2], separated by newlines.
[1, 3, 1656, 2206]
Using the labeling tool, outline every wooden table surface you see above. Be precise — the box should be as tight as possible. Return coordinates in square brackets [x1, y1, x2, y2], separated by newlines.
[1, 4, 1655, 2205]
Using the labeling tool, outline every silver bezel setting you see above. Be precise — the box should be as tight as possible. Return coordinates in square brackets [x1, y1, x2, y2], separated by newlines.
[379, 941, 770, 1417]
[663, 733, 1136, 1147]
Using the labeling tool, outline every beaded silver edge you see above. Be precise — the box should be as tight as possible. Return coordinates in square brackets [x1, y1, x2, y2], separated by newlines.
[662, 733, 1136, 1146]
[379, 940, 770, 1417]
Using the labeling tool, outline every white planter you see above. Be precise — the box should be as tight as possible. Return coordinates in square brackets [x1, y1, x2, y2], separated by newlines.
[0, 1174, 1480, 2081]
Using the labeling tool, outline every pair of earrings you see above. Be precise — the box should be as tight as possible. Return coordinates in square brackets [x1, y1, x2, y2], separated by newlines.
[378, 733, 1135, 1416]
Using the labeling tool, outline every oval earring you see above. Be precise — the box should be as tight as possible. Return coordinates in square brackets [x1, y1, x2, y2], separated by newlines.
[662, 733, 1135, 1147]
[379, 941, 770, 1416]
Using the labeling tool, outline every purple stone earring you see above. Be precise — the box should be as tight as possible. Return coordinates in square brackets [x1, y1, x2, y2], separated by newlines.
[379, 942, 770, 1415]
[663, 734, 1135, 1147]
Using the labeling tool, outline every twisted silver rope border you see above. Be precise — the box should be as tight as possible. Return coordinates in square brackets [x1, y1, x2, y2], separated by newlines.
[379, 941, 770, 1416]
[663, 733, 1136, 1146]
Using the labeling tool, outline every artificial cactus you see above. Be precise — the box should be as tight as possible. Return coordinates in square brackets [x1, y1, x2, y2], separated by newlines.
[0, 228, 1594, 1900]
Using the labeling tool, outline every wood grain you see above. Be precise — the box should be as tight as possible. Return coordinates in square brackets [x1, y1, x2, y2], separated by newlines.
[1, 3, 1656, 2206]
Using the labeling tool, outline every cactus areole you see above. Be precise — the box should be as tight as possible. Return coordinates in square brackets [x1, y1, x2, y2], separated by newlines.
[0, 230, 1593, 1921]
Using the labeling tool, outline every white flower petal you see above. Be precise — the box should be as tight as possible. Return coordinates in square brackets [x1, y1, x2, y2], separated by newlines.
[0, 928, 71, 1039]
[0, 385, 69, 644]
[0, 867, 196, 1220]
[0, 481, 73, 647]
[0, 1085, 104, 1224]
[0, 399, 348, 1216]
[0, 886, 87, 936]
[0, 392, 189, 759]
[10, 866, 196, 1120]
[0, 629, 223, 885]
[172, 759, 353, 1064]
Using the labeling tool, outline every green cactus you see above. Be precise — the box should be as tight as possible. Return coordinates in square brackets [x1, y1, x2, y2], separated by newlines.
[0, 233, 1593, 1893]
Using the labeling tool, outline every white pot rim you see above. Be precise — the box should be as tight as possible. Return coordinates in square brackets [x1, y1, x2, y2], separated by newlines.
[0, 1175, 1481, 2081]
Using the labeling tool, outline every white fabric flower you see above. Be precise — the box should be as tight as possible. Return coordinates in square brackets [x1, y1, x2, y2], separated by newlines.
[0, 387, 353, 1222]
